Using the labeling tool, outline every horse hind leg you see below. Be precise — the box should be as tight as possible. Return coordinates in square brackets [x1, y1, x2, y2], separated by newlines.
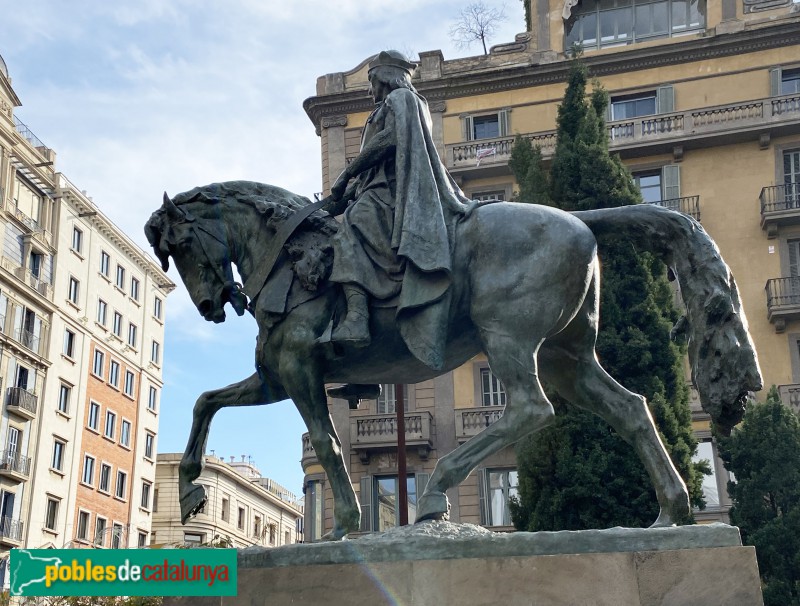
[417, 332, 554, 522]
[540, 316, 690, 527]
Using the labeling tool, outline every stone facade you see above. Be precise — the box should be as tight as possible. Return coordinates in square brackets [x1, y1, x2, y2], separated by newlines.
[302, 0, 800, 535]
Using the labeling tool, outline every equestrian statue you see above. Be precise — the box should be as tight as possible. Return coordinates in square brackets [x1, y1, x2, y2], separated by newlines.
[145, 51, 762, 540]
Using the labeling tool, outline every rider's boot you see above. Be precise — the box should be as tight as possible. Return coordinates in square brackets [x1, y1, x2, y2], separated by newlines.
[332, 284, 371, 348]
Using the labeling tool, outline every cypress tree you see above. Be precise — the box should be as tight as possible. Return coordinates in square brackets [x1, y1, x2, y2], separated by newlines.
[509, 57, 705, 531]
[509, 135, 550, 204]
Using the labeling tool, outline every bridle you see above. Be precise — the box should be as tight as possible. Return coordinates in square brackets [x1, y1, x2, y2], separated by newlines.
[183, 217, 245, 309]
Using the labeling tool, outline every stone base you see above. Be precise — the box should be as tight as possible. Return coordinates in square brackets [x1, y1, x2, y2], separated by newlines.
[165, 522, 763, 606]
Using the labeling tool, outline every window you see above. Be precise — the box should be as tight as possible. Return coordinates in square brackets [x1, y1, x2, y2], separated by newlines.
[58, 384, 71, 414]
[611, 93, 657, 121]
[51, 439, 65, 471]
[148, 386, 158, 411]
[772, 67, 800, 96]
[471, 190, 505, 202]
[633, 171, 662, 204]
[100, 251, 110, 277]
[5, 427, 19, 460]
[151, 340, 160, 364]
[128, 323, 138, 348]
[88, 402, 100, 431]
[377, 384, 408, 414]
[115, 470, 127, 499]
[463, 110, 510, 141]
[153, 489, 159, 513]
[109, 360, 120, 388]
[692, 440, 721, 507]
[63, 329, 75, 358]
[113, 312, 122, 337]
[784, 149, 800, 206]
[77, 511, 90, 541]
[359, 475, 421, 533]
[145, 432, 155, 459]
[307, 480, 324, 541]
[269, 523, 277, 545]
[120, 420, 131, 448]
[29, 251, 43, 279]
[124, 371, 135, 397]
[68, 277, 80, 305]
[97, 299, 108, 325]
[112, 523, 123, 549]
[82, 455, 95, 485]
[254, 515, 262, 539]
[116, 265, 126, 289]
[141, 481, 152, 509]
[14, 307, 42, 353]
[95, 517, 107, 547]
[184, 532, 204, 546]
[221, 497, 230, 522]
[92, 349, 105, 377]
[71, 227, 83, 254]
[104, 410, 116, 439]
[45, 498, 59, 531]
[238, 506, 246, 530]
[153, 296, 163, 320]
[130, 277, 140, 301]
[483, 469, 518, 526]
[138, 532, 148, 548]
[99, 463, 111, 493]
[481, 368, 506, 406]
[14, 178, 42, 226]
[565, 0, 704, 50]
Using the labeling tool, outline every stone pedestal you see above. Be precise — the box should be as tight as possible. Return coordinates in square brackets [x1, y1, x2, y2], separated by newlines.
[164, 522, 763, 606]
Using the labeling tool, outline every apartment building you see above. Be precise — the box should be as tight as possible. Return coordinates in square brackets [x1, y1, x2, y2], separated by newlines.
[23, 177, 173, 550]
[0, 54, 59, 556]
[301, 0, 800, 537]
[151, 454, 303, 549]
[0, 52, 174, 557]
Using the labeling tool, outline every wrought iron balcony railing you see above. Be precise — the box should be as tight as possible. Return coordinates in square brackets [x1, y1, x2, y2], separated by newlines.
[7, 386, 38, 417]
[766, 277, 800, 332]
[760, 183, 800, 237]
[0, 515, 24, 543]
[0, 449, 31, 478]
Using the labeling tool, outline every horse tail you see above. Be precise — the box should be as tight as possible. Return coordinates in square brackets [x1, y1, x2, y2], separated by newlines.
[573, 204, 763, 435]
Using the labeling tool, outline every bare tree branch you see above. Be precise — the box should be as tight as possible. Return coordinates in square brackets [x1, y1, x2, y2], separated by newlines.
[449, 2, 508, 56]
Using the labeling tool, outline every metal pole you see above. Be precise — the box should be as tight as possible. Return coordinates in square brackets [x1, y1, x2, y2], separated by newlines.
[395, 383, 408, 526]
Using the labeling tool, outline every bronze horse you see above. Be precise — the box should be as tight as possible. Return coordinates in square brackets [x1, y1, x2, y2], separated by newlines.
[146, 180, 762, 539]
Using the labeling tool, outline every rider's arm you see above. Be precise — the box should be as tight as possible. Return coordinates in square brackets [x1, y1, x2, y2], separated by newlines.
[328, 122, 396, 202]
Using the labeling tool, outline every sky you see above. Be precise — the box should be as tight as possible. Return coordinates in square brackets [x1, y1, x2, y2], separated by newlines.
[1, 0, 524, 497]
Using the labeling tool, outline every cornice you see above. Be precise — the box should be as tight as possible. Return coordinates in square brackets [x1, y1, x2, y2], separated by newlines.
[303, 18, 800, 129]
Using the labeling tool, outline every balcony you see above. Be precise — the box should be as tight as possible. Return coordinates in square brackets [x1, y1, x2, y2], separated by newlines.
[350, 411, 433, 464]
[301, 433, 319, 470]
[779, 384, 800, 414]
[766, 277, 800, 332]
[0, 450, 31, 482]
[0, 516, 23, 546]
[14, 265, 52, 300]
[652, 195, 701, 221]
[445, 92, 800, 177]
[7, 386, 38, 420]
[760, 183, 800, 237]
[13, 326, 41, 355]
[455, 405, 505, 442]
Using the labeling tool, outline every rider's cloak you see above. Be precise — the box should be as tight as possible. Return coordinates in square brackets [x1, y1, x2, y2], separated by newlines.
[330, 86, 472, 370]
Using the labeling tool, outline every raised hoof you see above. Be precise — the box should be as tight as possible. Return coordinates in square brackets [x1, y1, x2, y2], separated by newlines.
[415, 492, 451, 523]
[180, 485, 207, 525]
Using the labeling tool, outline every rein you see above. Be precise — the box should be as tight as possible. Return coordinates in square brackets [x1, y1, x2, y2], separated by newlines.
[191, 222, 243, 303]
[240, 196, 329, 302]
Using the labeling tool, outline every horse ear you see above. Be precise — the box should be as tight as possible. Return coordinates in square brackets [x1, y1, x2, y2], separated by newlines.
[163, 192, 185, 221]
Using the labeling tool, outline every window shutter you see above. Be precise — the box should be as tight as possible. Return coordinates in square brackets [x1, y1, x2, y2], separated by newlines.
[415, 473, 429, 499]
[12, 306, 21, 341]
[789, 240, 800, 277]
[498, 109, 510, 137]
[604, 102, 613, 123]
[478, 469, 488, 525]
[662, 165, 681, 201]
[463, 116, 475, 141]
[359, 476, 373, 532]
[656, 85, 675, 114]
[770, 68, 783, 97]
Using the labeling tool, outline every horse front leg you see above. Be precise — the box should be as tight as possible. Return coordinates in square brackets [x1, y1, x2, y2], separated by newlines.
[180, 371, 288, 524]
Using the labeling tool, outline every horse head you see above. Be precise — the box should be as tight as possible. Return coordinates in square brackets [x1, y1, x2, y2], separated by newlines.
[689, 282, 763, 436]
[145, 191, 247, 323]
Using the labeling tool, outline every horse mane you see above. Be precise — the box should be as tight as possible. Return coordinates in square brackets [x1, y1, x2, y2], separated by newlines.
[169, 180, 339, 292]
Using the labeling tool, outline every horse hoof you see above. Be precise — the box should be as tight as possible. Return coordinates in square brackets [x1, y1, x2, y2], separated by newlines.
[415, 492, 450, 523]
[180, 485, 207, 524]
